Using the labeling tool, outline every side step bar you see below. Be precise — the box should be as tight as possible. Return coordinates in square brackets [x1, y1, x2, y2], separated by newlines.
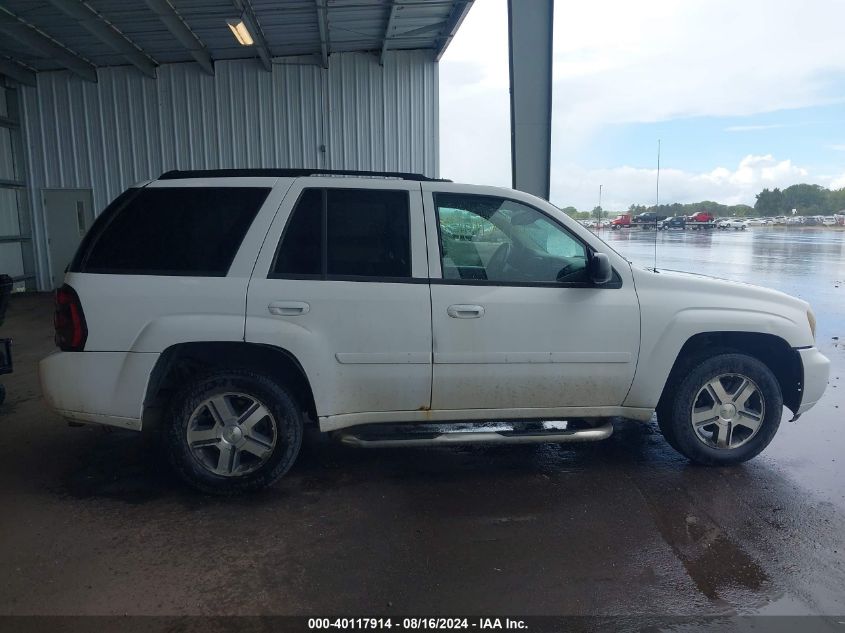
[337, 421, 613, 448]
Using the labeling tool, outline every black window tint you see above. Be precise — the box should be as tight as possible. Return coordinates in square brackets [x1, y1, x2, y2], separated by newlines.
[273, 189, 322, 276]
[79, 187, 269, 276]
[326, 189, 410, 278]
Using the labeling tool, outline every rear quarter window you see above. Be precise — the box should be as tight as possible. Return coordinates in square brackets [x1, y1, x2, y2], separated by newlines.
[74, 187, 270, 276]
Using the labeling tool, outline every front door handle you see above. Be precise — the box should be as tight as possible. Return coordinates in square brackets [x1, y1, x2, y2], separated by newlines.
[447, 304, 485, 319]
[268, 301, 310, 316]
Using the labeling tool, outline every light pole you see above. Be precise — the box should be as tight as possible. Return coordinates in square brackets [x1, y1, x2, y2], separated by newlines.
[597, 184, 603, 226]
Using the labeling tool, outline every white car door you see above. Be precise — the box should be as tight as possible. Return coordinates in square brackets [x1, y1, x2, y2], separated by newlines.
[423, 184, 640, 412]
[245, 178, 432, 421]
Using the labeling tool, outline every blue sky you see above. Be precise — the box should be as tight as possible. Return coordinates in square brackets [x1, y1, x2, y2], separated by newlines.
[579, 103, 845, 174]
[439, 0, 845, 210]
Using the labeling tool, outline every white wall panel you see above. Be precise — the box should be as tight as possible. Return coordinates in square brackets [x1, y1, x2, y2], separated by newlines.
[19, 50, 439, 289]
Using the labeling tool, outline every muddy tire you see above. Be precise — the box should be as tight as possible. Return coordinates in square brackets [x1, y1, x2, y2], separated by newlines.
[166, 369, 303, 495]
[658, 353, 782, 465]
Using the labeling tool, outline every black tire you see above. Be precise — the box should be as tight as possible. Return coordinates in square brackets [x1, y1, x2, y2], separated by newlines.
[658, 353, 782, 465]
[655, 401, 681, 452]
[166, 369, 303, 494]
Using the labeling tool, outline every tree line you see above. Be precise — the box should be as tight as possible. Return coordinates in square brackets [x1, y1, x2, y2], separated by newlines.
[558, 183, 845, 219]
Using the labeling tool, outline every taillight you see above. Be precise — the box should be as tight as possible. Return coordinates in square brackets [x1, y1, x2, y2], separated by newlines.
[54, 284, 88, 351]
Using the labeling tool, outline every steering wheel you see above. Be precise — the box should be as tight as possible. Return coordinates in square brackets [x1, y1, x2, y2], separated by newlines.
[556, 263, 581, 282]
[486, 242, 512, 279]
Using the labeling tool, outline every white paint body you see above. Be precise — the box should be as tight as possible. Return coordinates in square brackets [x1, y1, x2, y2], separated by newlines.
[39, 175, 830, 433]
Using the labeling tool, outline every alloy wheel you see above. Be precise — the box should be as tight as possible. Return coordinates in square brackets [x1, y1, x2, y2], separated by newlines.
[690, 373, 765, 450]
[186, 393, 278, 476]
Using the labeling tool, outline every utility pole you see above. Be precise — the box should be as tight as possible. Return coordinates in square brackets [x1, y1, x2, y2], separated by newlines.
[597, 184, 603, 226]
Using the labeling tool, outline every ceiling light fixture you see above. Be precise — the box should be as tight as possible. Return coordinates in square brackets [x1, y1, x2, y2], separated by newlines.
[226, 18, 254, 46]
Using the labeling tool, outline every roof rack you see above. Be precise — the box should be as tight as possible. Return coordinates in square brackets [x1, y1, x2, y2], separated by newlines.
[158, 168, 450, 182]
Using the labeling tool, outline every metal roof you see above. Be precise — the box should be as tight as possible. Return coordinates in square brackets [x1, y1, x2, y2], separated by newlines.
[0, 0, 473, 84]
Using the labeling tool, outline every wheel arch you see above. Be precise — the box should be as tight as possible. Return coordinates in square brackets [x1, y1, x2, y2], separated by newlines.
[657, 332, 803, 414]
[142, 341, 317, 432]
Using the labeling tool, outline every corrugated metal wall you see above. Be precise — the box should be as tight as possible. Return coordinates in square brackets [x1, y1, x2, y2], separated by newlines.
[19, 50, 439, 290]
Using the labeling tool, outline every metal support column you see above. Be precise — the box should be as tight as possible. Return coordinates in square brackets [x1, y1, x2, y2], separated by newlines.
[507, 0, 553, 200]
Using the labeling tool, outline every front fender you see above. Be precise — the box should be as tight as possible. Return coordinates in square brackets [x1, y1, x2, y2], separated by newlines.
[625, 313, 810, 411]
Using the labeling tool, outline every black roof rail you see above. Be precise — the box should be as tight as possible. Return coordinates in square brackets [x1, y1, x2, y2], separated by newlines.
[158, 168, 450, 182]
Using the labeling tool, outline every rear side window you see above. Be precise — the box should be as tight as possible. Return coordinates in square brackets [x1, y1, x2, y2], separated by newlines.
[271, 188, 411, 279]
[75, 187, 269, 276]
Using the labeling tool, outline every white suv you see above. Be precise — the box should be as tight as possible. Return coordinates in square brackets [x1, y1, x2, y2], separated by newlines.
[40, 169, 830, 493]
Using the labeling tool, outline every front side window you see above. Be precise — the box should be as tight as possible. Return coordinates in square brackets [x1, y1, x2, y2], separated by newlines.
[76, 187, 269, 276]
[434, 193, 589, 284]
[272, 188, 411, 279]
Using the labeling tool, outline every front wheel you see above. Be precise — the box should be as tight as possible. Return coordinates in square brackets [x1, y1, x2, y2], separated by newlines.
[166, 369, 304, 494]
[657, 353, 782, 465]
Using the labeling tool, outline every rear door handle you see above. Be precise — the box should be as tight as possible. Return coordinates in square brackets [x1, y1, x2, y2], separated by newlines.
[268, 301, 310, 316]
[447, 304, 485, 319]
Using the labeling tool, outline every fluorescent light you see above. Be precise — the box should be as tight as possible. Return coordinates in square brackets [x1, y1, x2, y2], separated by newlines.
[226, 18, 254, 46]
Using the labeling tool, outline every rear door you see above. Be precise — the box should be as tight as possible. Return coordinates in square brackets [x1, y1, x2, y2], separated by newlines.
[245, 178, 432, 422]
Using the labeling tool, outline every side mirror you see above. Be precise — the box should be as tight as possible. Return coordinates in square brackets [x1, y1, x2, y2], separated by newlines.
[589, 252, 612, 285]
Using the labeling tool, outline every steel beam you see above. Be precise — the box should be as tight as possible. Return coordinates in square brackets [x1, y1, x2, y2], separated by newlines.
[0, 57, 36, 87]
[433, 0, 473, 61]
[144, 0, 214, 76]
[507, 0, 553, 200]
[379, 0, 398, 66]
[231, 0, 272, 72]
[315, 0, 329, 68]
[46, 0, 157, 78]
[0, 8, 97, 82]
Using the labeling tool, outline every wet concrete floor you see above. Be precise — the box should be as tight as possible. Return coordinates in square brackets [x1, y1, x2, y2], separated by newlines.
[0, 227, 842, 616]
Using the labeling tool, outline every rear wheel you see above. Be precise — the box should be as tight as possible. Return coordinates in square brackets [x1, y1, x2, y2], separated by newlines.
[166, 369, 303, 494]
[657, 353, 782, 465]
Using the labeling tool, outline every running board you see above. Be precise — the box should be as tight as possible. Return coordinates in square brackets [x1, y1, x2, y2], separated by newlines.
[336, 421, 613, 448]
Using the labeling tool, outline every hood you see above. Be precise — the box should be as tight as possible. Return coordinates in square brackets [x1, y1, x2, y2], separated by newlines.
[631, 266, 815, 349]
[638, 267, 809, 310]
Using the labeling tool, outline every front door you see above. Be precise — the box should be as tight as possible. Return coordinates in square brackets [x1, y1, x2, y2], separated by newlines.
[245, 179, 432, 423]
[424, 186, 640, 412]
[43, 188, 94, 289]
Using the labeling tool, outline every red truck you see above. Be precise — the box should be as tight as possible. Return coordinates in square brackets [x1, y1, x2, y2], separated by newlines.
[610, 214, 633, 229]
[611, 212, 666, 229]
[687, 212, 715, 223]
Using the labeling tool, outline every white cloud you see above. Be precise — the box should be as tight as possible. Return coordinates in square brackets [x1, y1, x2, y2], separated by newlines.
[549, 155, 815, 209]
[725, 124, 789, 132]
[831, 172, 845, 190]
[829, 144, 845, 152]
[439, 0, 845, 203]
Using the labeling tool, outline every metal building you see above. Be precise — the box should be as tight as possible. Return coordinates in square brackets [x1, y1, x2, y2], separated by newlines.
[0, 0, 472, 291]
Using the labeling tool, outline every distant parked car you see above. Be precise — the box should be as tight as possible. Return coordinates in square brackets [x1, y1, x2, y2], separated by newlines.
[633, 212, 667, 224]
[720, 219, 747, 230]
[659, 216, 686, 230]
[822, 216, 836, 226]
[746, 219, 763, 227]
[686, 212, 715, 224]
[803, 217, 820, 226]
